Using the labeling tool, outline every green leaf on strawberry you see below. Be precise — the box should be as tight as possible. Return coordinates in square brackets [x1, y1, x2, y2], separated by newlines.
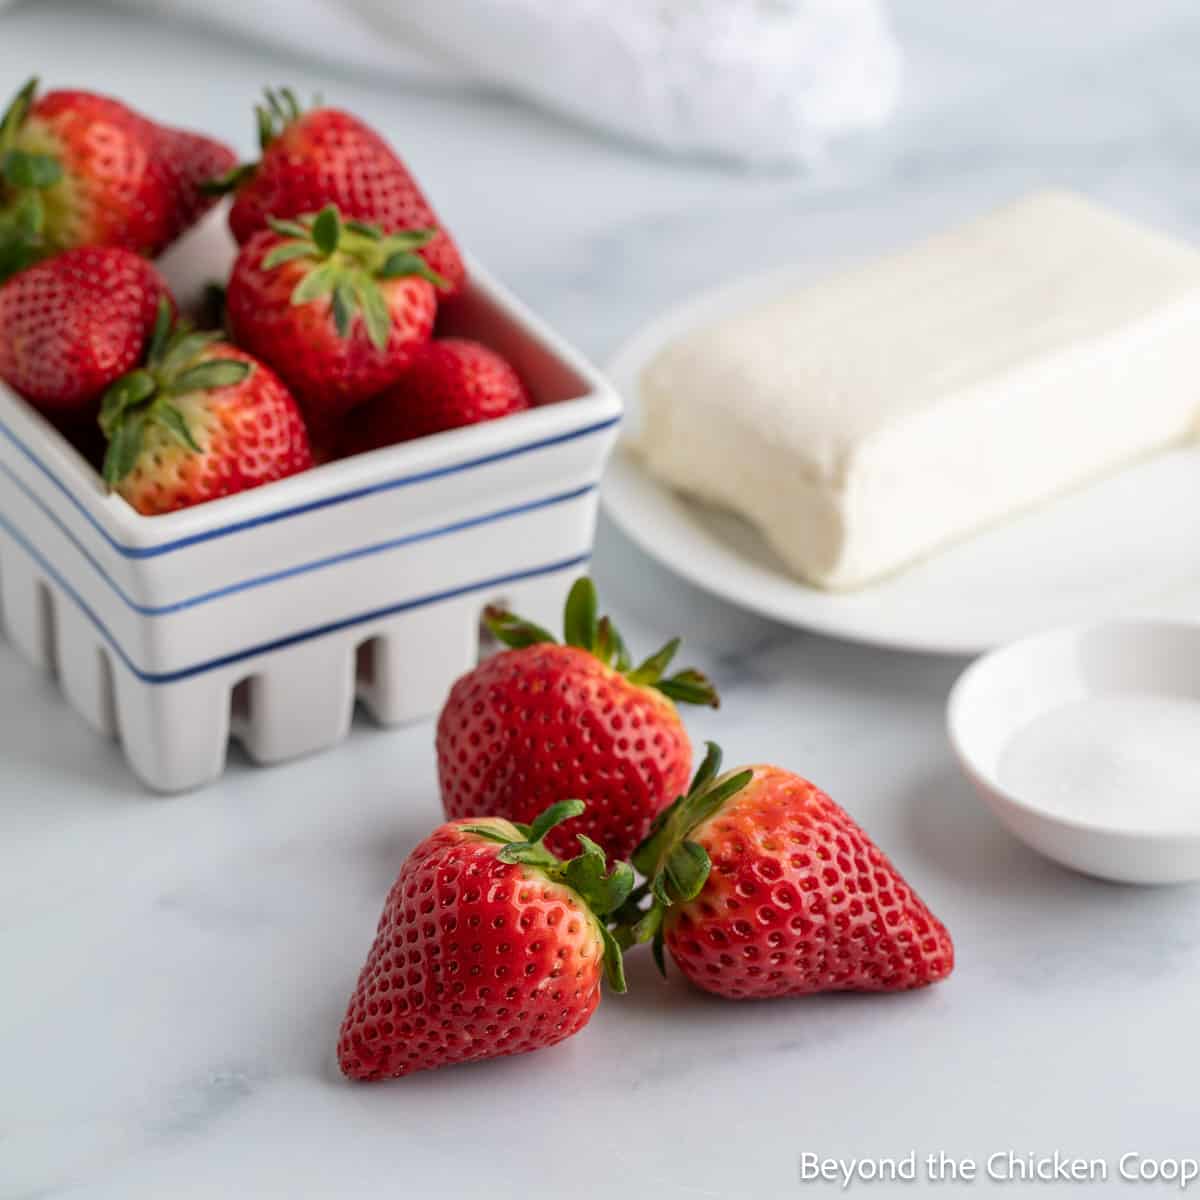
[99, 298, 251, 486]
[460, 798, 634, 992]
[0, 190, 45, 279]
[1, 149, 62, 190]
[484, 576, 721, 709]
[0, 78, 60, 281]
[627, 636, 680, 686]
[262, 86, 303, 146]
[0, 77, 37, 146]
[259, 240, 311, 268]
[563, 575, 599, 649]
[260, 203, 447, 351]
[171, 358, 250, 396]
[200, 87, 310, 197]
[482, 605, 556, 649]
[154, 403, 202, 454]
[311, 205, 340, 255]
[611, 742, 754, 971]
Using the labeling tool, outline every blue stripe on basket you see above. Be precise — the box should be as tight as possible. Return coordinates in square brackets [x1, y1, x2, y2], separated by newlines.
[0, 453, 596, 615]
[0, 412, 619, 558]
[0, 508, 589, 685]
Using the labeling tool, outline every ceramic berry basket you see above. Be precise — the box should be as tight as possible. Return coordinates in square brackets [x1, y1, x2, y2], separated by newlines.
[0, 210, 621, 791]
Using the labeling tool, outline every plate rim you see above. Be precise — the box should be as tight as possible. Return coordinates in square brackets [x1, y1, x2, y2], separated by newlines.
[602, 448, 992, 656]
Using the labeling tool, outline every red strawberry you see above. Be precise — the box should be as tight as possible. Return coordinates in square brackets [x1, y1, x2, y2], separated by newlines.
[0, 77, 235, 278]
[0, 246, 171, 416]
[225, 205, 440, 427]
[617, 746, 955, 999]
[99, 303, 312, 515]
[338, 800, 632, 1080]
[343, 338, 530, 453]
[154, 125, 240, 234]
[208, 89, 465, 295]
[438, 578, 719, 864]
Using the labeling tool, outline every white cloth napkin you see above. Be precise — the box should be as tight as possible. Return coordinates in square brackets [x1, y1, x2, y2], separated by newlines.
[107, 0, 903, 169]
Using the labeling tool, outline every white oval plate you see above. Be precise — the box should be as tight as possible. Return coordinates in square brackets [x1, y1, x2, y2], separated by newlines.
[601, 264, 1200, 655]
[947, 621, 1200, 884]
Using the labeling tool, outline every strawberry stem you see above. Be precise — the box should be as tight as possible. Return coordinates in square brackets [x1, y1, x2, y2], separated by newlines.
[611, 743, 754, 976]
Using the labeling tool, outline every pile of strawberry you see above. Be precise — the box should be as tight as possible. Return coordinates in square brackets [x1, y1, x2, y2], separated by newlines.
[338, 579, 956, 1081]
[0, 79, 955, 1081]
[0, 82, 529, 515]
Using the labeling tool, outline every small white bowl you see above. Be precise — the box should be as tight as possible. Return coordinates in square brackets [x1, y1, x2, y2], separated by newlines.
[947, 621, 1200, 885]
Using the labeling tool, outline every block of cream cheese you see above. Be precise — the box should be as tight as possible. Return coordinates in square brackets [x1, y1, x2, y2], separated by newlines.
[636, 191, 1200, 589]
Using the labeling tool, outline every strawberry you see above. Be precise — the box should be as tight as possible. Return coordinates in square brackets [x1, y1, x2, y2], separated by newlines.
[0, 77, 235, 278]
[438, 578, 719, 864]
[153, 124, 240, 235]
[99, 302, 312, 515]
[0, 246, 171, 416]
[208, 89, 465, 296]
[616, 745, 955, 999]
[225, 205, 440, 427]
[338, 800, 632, 1080]
[343, 337, 531, 453]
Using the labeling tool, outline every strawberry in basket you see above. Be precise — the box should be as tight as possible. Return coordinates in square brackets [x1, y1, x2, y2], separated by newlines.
[342, 337, 531, 452]
[207, 88, 465, 296]
[226, 204, 443, 429]
[0, 246, 172, 417]
[0, 78, 234, 279]
[98, 302, 312, 515]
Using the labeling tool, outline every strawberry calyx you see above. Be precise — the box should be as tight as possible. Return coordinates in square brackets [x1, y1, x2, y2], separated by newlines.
[484, 576, 720, 708]
[99, 298, 251, 486]
[459, 799, 636, 993]
[259, 203, 445, 351]
[201, 87, 308, 195]
[0, 77, 63, 280]
[610, 743, 753, 974]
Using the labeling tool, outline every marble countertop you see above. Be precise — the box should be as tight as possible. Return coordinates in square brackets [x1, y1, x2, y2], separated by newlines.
[4, 3, 1200, 1197]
